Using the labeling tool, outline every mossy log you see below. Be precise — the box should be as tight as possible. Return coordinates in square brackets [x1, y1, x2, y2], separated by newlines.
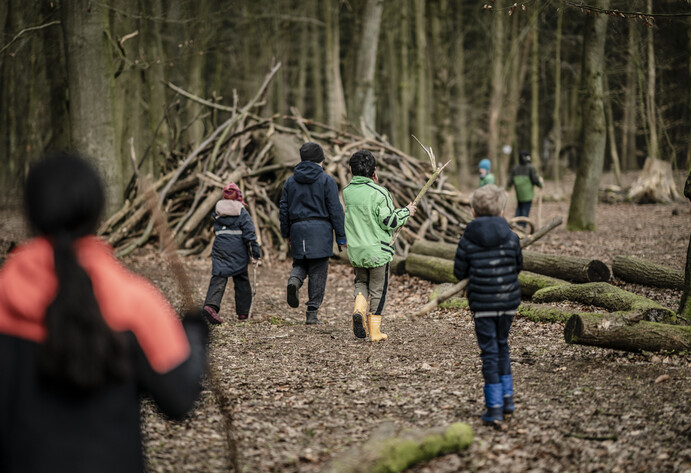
[518, 271, 568, 297]
[405, 254, 457, 284]
[409, 239, 457, 260]
[522, 251, 610, 283]
[612, 255, 684, 290]
[518, 302, 579, 324]
[323, 422, 474, 473]
[565, 312, 691, 352]
[430, 284, 468, 309]
[533, 282, 682, 325]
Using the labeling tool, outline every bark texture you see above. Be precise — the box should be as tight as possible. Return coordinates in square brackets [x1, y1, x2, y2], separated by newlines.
[612, 255, 684, 290]
[533, 282, 681, 325]
[565, 312, 691, 353]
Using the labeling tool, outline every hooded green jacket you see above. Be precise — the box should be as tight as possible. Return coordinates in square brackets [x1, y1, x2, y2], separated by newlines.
[343, 176, 411, 268]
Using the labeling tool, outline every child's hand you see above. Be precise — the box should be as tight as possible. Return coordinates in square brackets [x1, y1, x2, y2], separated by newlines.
[406, 202, 417, 217]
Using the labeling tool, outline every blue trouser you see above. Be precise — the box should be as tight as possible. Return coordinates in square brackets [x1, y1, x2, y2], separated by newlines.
[290, 257, 330, 310]
[474, 315, 514, 385]
[515, 201, 532, 219]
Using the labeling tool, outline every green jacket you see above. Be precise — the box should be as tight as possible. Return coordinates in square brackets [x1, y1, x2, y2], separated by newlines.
[479, 172, 495, 187]
[343, 176, 411, 268]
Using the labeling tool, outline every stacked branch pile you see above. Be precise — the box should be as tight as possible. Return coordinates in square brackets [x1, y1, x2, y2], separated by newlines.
[98, 73, 473, 259]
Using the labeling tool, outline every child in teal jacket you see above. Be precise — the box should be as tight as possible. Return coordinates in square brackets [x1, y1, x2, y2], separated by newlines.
[343, 150, 416, 341]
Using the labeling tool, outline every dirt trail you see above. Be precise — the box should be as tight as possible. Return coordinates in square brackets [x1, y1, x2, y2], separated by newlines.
[2, 175, 690, 473]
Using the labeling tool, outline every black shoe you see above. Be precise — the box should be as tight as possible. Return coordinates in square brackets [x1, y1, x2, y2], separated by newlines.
[306, 309, 322, 325]
[352, 313, 366, 338]
[287, 278, 300, 308]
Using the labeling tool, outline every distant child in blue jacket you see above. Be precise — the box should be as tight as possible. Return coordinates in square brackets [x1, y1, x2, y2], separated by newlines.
[279, 142, 346, 325]
[203, 182, 261, 324]
[453, 184, 522, 424]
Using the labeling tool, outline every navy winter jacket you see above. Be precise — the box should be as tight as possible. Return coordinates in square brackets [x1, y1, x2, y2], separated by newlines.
[453, 216, 523, 315]
[211, 201, 261, 277]
[279, 161, 346, 259]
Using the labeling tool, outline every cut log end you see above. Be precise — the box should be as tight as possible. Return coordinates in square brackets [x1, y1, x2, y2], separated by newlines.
[564, 314, 583, 344]
[586, 260, 611, 282]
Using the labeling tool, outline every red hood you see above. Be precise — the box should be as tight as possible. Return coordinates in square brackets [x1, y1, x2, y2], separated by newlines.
[0, 236, 190, 373]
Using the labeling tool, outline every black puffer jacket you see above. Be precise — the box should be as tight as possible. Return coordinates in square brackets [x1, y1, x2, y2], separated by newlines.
[453, 216, 522, 315]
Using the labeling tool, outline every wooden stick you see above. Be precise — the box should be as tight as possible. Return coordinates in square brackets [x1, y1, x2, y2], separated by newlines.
[389, 160, 450, 246]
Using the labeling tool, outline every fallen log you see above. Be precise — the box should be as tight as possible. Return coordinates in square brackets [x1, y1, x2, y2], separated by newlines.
[323, 422, 473, 473]
[405, 254, 457, 284]
[532, 282, 682, 325]
[517, 271, 569, 297]
[565, 312, 691, 353]
[522, 251, 610, 283]
[408, 217, 565, 261]
[612, 255, 684, 290]
[518, 303, 580, 324]
[411, 218, 564, 317]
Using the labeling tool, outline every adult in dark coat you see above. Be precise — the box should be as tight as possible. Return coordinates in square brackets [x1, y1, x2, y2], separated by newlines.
[279, 142, 346, 324]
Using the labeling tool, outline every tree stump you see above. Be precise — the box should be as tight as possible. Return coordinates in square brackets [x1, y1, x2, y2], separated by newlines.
[627, 157, 681, 204]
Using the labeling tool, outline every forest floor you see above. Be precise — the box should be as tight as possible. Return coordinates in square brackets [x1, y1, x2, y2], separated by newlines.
[1, 171, 690, 472]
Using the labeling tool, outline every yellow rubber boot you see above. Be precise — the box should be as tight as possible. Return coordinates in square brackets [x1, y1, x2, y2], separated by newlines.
[368, 314, 388, 342]
[352, 292, 368, 339]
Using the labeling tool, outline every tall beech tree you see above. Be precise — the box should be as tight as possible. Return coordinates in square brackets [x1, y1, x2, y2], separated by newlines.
[567, 0, 610, 231]
[61, 0, 122, 214]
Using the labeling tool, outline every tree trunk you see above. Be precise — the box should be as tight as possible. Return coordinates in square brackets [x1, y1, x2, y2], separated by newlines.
[452, 3, 471, 189]
[566, 0, 610, 231]
[530, 0, 541, 172]
[565, 313, 691, 353]
[414, 0, 430, 147]
[310, 0, 325, 123]
[645, 0, 659, 161]
[603, 74, 622, 186]
[487, 0, 504, 181]
[612, 255, 684, 290]
[621, 22, 638, 171]
[551, 5, 563, 189]
[61, 0, 123, 215]
[399, 0, 411, 154]
[352, 0, 383, 133]
[678, 170, 691, 318]
[533, 282, 680, 325]
[325, 0, 347, 127]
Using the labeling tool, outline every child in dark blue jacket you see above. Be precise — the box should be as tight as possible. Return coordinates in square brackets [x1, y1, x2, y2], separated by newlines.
[203, 182, 261, 324]
[453, 184, 522, 424]
[279, 142, 346, 325]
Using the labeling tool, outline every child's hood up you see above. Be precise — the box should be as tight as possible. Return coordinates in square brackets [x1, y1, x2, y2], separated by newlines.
[293, 161, 323, 185]
[463, 216, 515, 248]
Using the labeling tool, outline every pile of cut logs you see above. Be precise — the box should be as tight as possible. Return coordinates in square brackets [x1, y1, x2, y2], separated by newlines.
[401, 236, 690, 353]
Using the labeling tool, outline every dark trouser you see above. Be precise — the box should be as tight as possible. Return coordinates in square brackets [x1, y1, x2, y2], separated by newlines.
[290, 257, 329, 310]
[474, 315, 514, 385]
[515, 201, 532, 219]
[353, 263, 390, 315]
[204, 271, 252, 316]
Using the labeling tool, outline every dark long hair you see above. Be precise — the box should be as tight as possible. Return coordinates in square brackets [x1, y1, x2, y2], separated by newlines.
[25, 152, 127, 390]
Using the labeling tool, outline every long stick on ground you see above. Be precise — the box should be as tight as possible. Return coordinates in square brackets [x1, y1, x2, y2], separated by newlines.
[389, 136, 450, 246]
[412, 217, 563, 317]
